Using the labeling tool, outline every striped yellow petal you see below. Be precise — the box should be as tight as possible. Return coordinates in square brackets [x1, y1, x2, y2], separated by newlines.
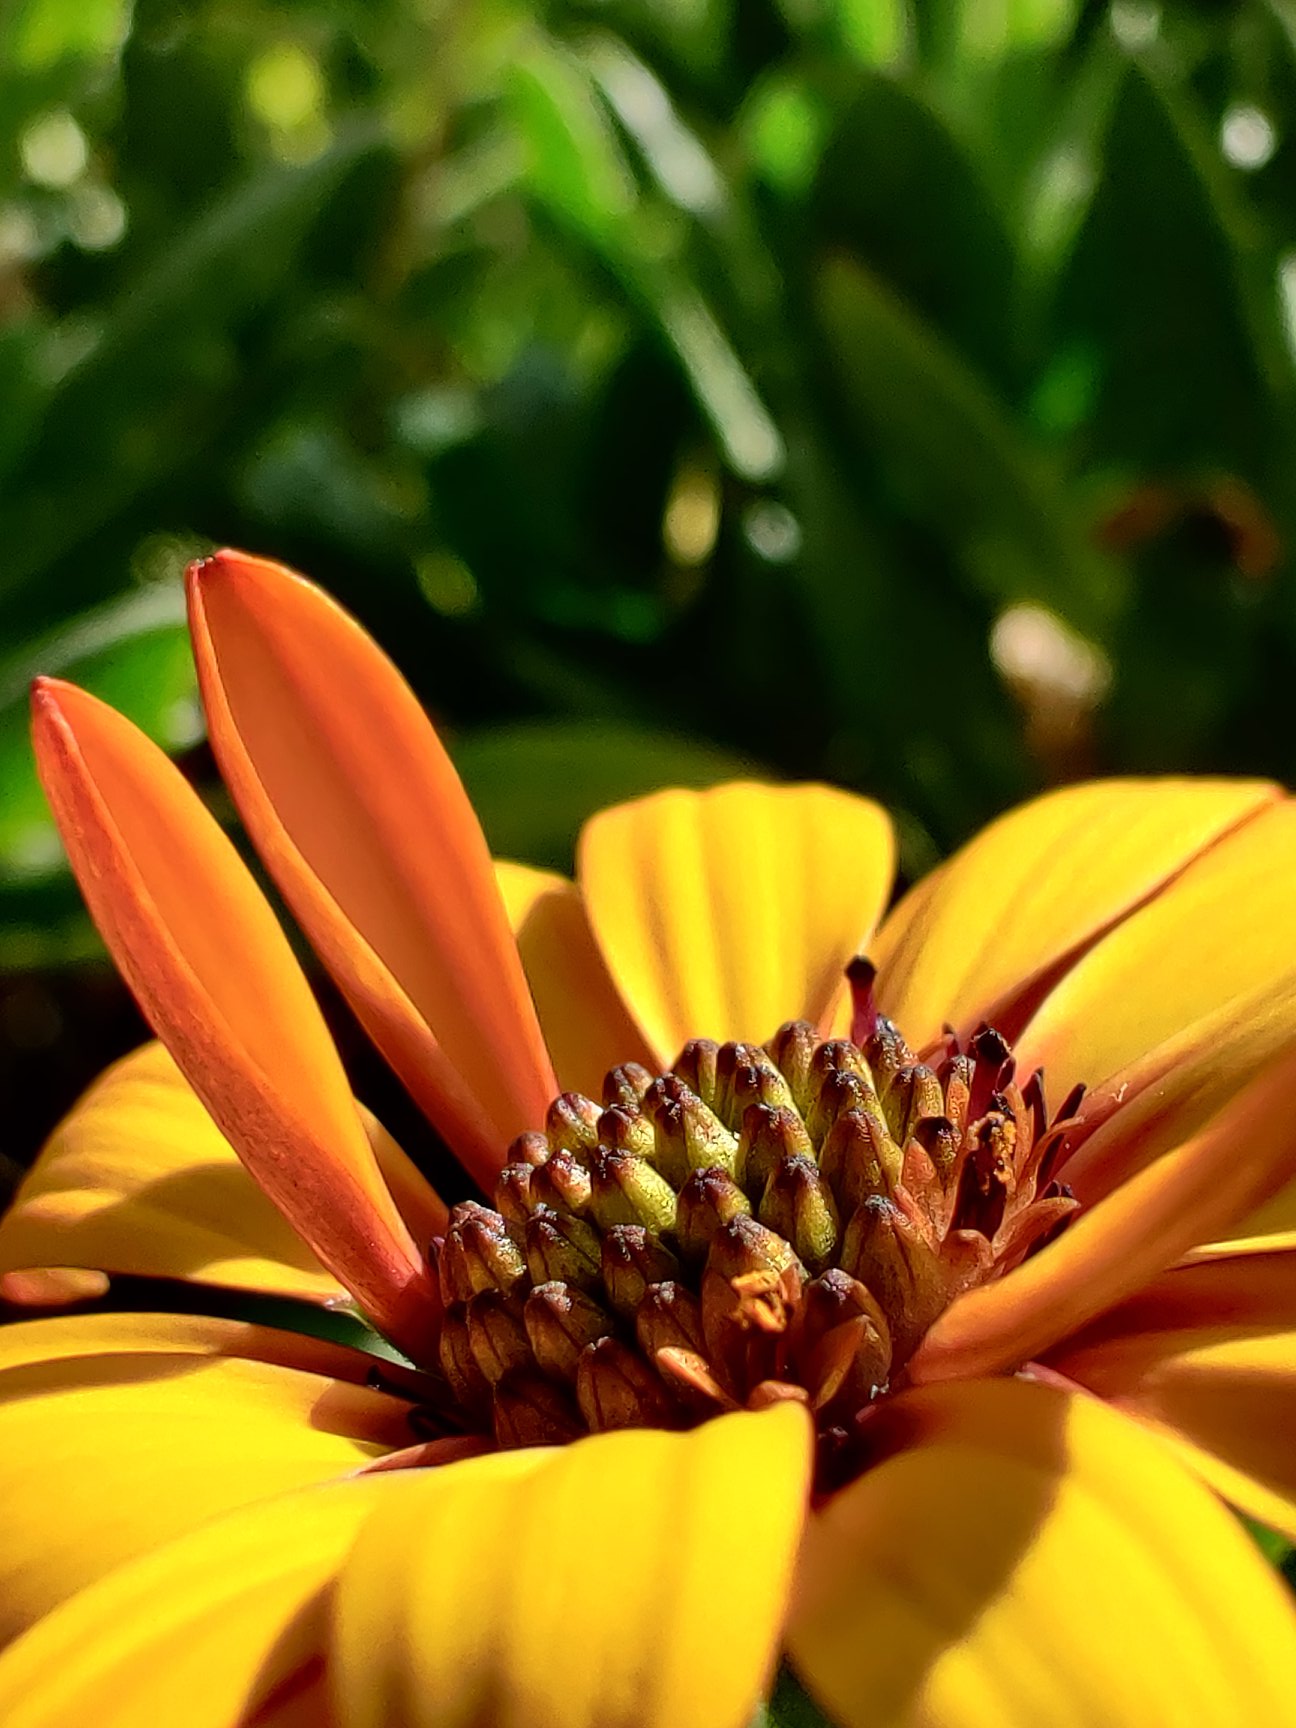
[0, 1311, 413, 1641]
[0, 1475, 405, 1727]
[495, 860, 654, 1095]
[1048, 1248, 1296, 1541]
[788, 1377, 1296, 1727]
[1019, 797, 1296, 1104]
[873, 778, 1276, 1050]
[332, 1404, 812, 1728]
[30, 679, 439, 1358]
[578, 783, 894, 1065]
[0, 1043, 341, 1302]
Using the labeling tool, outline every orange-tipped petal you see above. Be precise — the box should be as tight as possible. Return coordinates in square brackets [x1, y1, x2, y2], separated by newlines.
[872, 778, 1277, 1050]
[578, 782, 894, 1065]
[1050, 969, 1296, 1208]
[30, 679, 439, 1358]
[1047, 1248, 1296, 1540]
[495, 860, 653, 1095]
[188, 551, 555, 1181]
[788, 1377, 1296, 1727]
[908, 1038, 1296, 1385]
[1018, 797, 1296, 1104]
[0, 1311, 414, 1641]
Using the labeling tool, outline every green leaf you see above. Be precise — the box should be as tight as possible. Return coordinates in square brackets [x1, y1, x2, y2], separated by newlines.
[509, 43, 637, 248]
[452, 721, 760, 869]
[0, 126, 387, 613]
[812, 72, 1020, 389]
[0, 582, 200, 893]
[1054, 66, 1286, 482]
[815, 254, 1114, 632]
[752, 1663, 834, 1728]
[3, 0, 130, 69]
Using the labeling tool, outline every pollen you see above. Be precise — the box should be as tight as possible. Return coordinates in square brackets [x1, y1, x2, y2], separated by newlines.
[426, 961, 1083, 1457]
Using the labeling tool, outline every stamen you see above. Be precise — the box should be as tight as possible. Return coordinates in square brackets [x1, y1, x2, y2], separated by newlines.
[422, 976, 1083, 1450]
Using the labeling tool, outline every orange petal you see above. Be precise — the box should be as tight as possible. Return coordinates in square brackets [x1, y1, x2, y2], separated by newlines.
[1018, 797, 1296, 1104]
[495, 860, 653, 1095]
[0, 1311, 414, 1641]
[788, 1377, 1296, 1726]
[188, 550, 555, 1182]
[1047, 1248, 1296, 1540]
[30, 679, 439, 1359]
[909, 1038, 1296, 1384]
[872, 778, 1277, 1051]
[578, 782, 894, 1065]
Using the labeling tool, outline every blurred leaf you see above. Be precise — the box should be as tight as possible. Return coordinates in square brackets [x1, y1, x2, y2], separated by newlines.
[0, 125, 388, 617]
[585, 36, 725, 218]
[831, 0, 907, 68]
[1054, 67, 1285, 482]
[754, 1663, 833, 1728]
[813, 72, 1020, 389]
[3, 0, 129, 70]
[510, 33, 783, 481]
[816, 255, 1113, 631]
[453, 720, 760, 868]
[0, 582, 199, 889]
[510, 43, 637, 247]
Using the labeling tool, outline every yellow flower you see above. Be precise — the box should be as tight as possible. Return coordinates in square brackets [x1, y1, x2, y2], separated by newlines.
[2, 549, 1296, 1725]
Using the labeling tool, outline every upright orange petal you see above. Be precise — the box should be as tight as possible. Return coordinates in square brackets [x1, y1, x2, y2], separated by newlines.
[908, 1038, 1296, 1385]
[30, 680, 439, 1360]
[578, 783, 894, 1065]
[188, 551, 555, 1182]
[872, 778, 1277, 1050]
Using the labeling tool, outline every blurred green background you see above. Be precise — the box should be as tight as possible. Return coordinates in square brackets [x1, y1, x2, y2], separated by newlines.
[5, 0, 1296, 1172]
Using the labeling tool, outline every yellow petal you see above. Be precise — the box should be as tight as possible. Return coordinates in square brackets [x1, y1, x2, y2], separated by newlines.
[0, 1310, 414, 1642]
[30, 678, 439, 1358]
[1048, 1248, 1296, 1541]
[788, 1377, 1296, 1728]
[0, 1475, 400, 1727]
[872, 778, 1277, 1051]
[495, 859, 653, 1095]
[578, 782, 894, 1065]
[910, 1037, 1296, 1385]
[1018, 796, 1296, 1104]
[0, 1042, 342, 1302]
[332, 1403, 812, 1728]
[1048, 968, 1296, 1210]
[189, 551, 556, 1183]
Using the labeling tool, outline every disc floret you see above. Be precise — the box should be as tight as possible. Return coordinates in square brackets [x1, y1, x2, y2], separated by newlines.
[429, 987, 1082, 1451]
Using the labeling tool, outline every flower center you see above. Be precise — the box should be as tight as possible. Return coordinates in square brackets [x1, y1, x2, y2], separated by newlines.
[427, 963, 1082, 1456]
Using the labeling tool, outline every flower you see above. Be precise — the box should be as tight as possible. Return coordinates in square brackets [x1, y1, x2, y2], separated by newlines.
[1, 549, 1296, 1724]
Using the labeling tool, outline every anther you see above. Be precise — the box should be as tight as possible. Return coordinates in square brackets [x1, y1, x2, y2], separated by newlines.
[524, 1280, 615, 1381]
[675, 1166, 752, 1260]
